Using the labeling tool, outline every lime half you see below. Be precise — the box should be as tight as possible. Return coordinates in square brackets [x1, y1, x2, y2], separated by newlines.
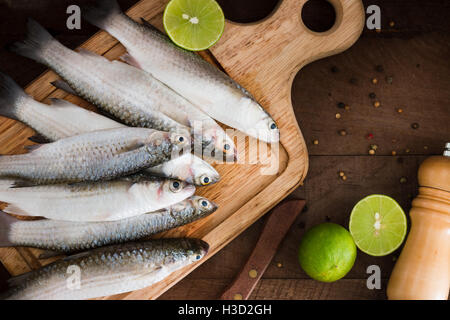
[349, 195, 407, 256]
[163, 0, 225, 51]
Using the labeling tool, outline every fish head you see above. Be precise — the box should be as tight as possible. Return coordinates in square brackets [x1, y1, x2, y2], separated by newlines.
[189, 157, 220, 186]
[185, 239, 210, 263]
[161, 179, 196, 201]
[193, 127, 238, 162]
[168, 196, 217, 223]
[169, 130, 192, 154]
[190, 195, 218, 217]
[250, 103, 280, 143]
[238, 98, 280, 143]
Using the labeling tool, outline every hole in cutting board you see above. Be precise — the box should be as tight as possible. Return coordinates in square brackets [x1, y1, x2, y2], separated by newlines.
[301, 0, 336, 32]
[216, 0, 280, 23]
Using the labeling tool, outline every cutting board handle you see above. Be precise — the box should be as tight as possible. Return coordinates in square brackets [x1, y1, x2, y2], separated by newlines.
[210, 0, 365, 183]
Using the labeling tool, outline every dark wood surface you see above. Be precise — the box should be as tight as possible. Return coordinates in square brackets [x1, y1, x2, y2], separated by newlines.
[0, 0, 449, 300]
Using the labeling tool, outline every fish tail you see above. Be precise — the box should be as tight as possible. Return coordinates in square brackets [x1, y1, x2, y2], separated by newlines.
[8, 19, 56, 64]
[0, 72, 28, 122]
[83, 0, 122, 31]
[0, 211, 17, 247]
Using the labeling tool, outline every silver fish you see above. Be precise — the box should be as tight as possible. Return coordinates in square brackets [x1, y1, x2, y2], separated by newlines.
[9, 20, 238, 160]
[84, 0, 280, 143]
[0, 127, 189, 184]
[0, 72, 220, 186]
[0, 176, 195, 222]
[2, 238, 209, 300]
[0, 196, 216, 252]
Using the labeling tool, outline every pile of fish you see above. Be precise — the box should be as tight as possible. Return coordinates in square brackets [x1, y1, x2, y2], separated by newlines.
[0, 0, 279, 300]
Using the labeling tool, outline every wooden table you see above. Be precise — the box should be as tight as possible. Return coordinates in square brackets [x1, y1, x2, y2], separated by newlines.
[0, 0, 448, 299]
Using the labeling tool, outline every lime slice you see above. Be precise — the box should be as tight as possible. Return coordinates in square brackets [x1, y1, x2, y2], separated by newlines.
[163, 0, 225, 51]
[349, 194, 407, 256]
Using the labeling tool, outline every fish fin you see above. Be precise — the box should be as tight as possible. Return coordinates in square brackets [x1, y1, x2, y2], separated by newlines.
[120, 52, 141, 69]
[10, 180, 37, 188]
[28, 133, 50, 144]
[50, 80, 78, 96]
[0, 71, 28, 121]
[95, 107, 126, 123]
[38, 250, 65, 259]
[8, 19, 55, 64]
[140, 18, 165, 36]
[6, 269, 35, 287]
[24, 144, 45, 152]
[83, 0, 122, 31]
[62, 251, 90, 262]
[0, 211, 17, 247]
[3, 203, 36, 217]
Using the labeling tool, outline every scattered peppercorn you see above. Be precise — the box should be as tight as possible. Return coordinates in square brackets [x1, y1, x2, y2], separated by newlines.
[366, 133, 374, 140]
[370, 144, 378, 150]
[372, 78, 378, 84]
[391, 151, 397, 156]
[339, 171, 345, 177]
[373, 101, 381, 108]
[389, 21, 395, 27]
[349, 78, 358, 84]
[337, 102, 346, 109]
[386, 76, 393, 84]
[313, 139, 319, 145]
[375, 65, 384, 72]
[369, 149, 375, 155]
[400, 177, 408, 184]
[339, 129, 347, 136]
[344, 105, 350, 110]
[342, 175, 347, 181]
[276, 262, 283, 268]
[405, 148, 410, 153]
[411, 123, 419, 129]
[335, 113, 341, 119]
[424, 146, 428, 150]
[397, 108, 403, 113]
[330, 66, 339, 73]
[369, 92, 376, 99]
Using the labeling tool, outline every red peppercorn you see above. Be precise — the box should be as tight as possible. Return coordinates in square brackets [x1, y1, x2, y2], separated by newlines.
[366, 133, 374, 140]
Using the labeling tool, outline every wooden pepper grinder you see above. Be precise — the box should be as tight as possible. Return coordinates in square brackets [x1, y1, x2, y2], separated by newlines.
[387, 143, 450, 300]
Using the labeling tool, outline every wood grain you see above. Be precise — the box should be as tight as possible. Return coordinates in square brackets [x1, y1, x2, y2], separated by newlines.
[220, 200, 306, 300]
[161, 278, 388, 300]
[0, 0, 365, 299]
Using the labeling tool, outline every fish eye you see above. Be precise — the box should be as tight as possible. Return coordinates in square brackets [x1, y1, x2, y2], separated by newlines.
[223, 143, 230, 151]
[201, 200, 208, 207]
[195, 255, 201, 260]
[200, 175, 211, 186]
[174, 134, 188, 145]
[170, 180, 182, 192]
[270, 122, 277, 130]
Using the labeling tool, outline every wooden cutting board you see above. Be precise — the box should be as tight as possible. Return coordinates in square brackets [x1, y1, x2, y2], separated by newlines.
[0, 0, 364, 299]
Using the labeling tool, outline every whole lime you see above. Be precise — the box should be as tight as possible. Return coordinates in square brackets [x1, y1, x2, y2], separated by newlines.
[298, 223, 357, 282]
